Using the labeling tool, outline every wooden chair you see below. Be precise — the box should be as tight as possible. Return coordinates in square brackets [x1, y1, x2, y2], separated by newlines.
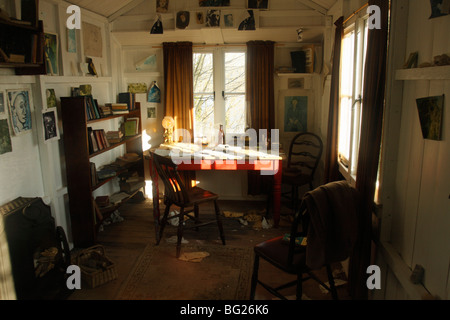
[282, 132, 323, 214]
[151, 151, 226, 257]
[250, 180, 359, 300]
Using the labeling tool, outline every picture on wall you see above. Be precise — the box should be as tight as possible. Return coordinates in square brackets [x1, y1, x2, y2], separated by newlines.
[6, 89, 32, 135]
[46, 89, 57, 108]
[0, 91, 5, 115]
[44, 33, 58, 75]
[238, 10, 255, 30]
[199, 0, 230, 6]
[42, 109, 59, 143]
[0, 119, 12, 155]
[429, 0, 450, 19]
[416, 94, 444, 140]
[148, 81, 161, 103]
[82, 22, 103, 58]
[248, 0, 269, 9]
[284, 95, 308, 132]
[147, 107, 156, 119]
[206, 10, 221, 27]
[156, 0, 169, 13]
[223, 13, 234, 27]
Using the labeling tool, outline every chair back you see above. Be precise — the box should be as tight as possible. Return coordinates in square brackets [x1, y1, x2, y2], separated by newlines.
[287, 132, 323, 178]
[151, 151, 190, 205]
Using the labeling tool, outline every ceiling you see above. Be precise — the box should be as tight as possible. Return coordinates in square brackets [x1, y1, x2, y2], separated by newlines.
[65, 0, 339, 21]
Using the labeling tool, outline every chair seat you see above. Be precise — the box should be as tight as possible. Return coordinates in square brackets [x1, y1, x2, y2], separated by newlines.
[282, 169, 312, 187]
[254, 236, 307, 274]
[185, 186, 219, 206]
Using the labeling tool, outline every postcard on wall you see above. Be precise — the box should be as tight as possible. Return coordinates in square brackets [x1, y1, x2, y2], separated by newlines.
[0, 119, 12, 155]
[416, 95, 444, 140]
[128, 83, 147, 94]
[42, 109, 59, 143]
[147, 107, 156, 119]
[0, 91, 5, 115]
[67, 28, 76, 53]
[199, 0, 230, 7]
[148, 81, 161, 103]
[6, 89, 33, 135]
[82, 22, 103, 58]
[46, 89, 57, 108]
[206, 10, 221, 27]
[135, 54, 157, 71]
[44, 33, 59, 75]
[156, 0, 169, 13]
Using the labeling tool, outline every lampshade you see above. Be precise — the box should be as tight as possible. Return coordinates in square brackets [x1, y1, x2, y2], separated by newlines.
[162, 116, 175, 129]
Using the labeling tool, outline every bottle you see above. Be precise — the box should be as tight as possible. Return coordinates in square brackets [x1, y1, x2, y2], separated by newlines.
[218, 124, 225, 145]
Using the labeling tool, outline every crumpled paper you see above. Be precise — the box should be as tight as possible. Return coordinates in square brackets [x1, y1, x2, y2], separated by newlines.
[178, 251, 210, 262]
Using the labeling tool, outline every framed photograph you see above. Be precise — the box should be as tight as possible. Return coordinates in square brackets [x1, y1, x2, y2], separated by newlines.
[6, 89, 33, 135]
[147, 107, 156, 119]
[278, 89, 314, 135]
[42, 109, 59, 143]
[195, 12, 204, 24]
[44, 32, 59, 75]
[248, 0, 269, 9]
[0, 119, 12, 155]
[222, 11, 234, 28]
[0, 91, 5, 115]
[416, 95, 444, 140]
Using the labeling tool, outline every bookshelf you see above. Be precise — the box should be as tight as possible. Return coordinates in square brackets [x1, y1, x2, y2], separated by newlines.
[0, 0, 45, 74]
[60, 96, 144, 248]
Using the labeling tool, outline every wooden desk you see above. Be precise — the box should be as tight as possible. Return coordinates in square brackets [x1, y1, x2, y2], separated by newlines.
[146, 143, 283, 238]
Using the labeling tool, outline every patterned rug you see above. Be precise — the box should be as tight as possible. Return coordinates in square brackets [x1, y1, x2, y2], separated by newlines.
[115, 243, 254, 300]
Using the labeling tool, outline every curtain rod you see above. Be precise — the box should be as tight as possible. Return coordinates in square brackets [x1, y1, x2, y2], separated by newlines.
[343, 2, 369, 25]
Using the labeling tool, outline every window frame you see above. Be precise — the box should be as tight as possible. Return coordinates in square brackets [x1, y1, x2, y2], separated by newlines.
[193, 46, 247, 143]
[338, 13, 369, 186]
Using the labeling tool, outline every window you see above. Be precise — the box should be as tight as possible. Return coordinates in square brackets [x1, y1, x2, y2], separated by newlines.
[193, 48, 246, 144]
[338, 16, 369, 183]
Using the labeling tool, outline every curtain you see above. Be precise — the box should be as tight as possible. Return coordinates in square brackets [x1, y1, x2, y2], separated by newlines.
[246, 41, 275, 195]
[163, 42, 195, 188]
[163, 42, 194, 142]
[348, 0, 390, 299]
[323, 17, 344, 184]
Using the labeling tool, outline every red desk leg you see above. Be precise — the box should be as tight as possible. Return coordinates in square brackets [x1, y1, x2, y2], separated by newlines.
[272, 159, 282, 227]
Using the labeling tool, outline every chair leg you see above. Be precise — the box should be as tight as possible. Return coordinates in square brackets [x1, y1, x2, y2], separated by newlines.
[176, 206, 185, 258]
[326, 264, 338, 300]
[296, 271, 303, 300]
[214, 200, 225, 245]
[156, 203, 171, 245]
[250, 254, 259, 300]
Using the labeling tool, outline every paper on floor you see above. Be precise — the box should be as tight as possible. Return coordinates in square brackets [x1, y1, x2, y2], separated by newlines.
[178, 251, 210, 262]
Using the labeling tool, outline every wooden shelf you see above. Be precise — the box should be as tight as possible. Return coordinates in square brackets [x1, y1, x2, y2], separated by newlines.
[276, 72, 317, 77]
[395, 65, 450, 80]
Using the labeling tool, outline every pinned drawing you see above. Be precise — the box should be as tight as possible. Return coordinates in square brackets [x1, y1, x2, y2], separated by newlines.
[135, 54, 157, 71]
[416, 95, 444, 140]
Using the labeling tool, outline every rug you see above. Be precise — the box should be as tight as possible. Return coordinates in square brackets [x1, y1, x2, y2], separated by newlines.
[115, 243, 254, 300]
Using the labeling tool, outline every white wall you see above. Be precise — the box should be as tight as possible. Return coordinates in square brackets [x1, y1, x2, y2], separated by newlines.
[377, 0, 450, 300]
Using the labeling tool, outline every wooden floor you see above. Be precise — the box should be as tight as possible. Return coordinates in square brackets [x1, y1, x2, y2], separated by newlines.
[67, 195, 350, 301]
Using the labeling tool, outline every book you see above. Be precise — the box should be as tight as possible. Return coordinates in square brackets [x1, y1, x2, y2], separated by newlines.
[95, 196, 110, 207]
[124, 118, 138, 136]
[118, 92, 136, 110]
[282, 234, 307, 246]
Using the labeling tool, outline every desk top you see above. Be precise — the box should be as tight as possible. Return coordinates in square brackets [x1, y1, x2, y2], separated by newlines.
[150, 143, 284, 161]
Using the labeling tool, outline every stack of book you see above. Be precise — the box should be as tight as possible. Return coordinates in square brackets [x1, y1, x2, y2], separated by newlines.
[105, 103, 129, 115]
[88, 128, 110, 154]
[120, 172, 145, 194]
[85, 96, 102, 120]
[96, 166, 117, 180]
[118, 92, 136, 111]
[99, 105, 112, 117]
[105, 131, 123, 144]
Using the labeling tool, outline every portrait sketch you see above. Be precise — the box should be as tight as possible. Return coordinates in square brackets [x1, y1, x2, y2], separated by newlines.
[46, 89, 57, 108]
[147, 107, 156, 119]
[42, 109, 59, 142]
[199, 0, 230, 6]
[248, 0, 269, 9]
[156, 0, 169, 13]
[284, 95, 308, 132]
[206, 10, 221, 27]
[416, 95, 444, 140]
[7, 89, 33, 135]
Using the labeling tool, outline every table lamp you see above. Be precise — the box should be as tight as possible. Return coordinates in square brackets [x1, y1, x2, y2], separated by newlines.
[162, 116, 175, 144]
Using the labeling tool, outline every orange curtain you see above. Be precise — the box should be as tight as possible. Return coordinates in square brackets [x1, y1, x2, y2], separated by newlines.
[246, 41, 275, 196]
[324, 17, 344, 184]
[163, 42, 195, 188]
[246, 41, 275, 132]
[163, 42, 194, 142]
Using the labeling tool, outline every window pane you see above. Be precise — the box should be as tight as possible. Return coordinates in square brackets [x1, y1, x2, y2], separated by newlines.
[338, 97, 352, 162]
[225, 52, 245, 93]
[194, 94, 214, 138]
[225, 95, 246, 134]
[193, 53, 214, 93]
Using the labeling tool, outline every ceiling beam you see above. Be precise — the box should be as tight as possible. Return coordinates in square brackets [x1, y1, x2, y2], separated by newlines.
[107, 0, 146, 23]
[296, 0, 328, 15]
